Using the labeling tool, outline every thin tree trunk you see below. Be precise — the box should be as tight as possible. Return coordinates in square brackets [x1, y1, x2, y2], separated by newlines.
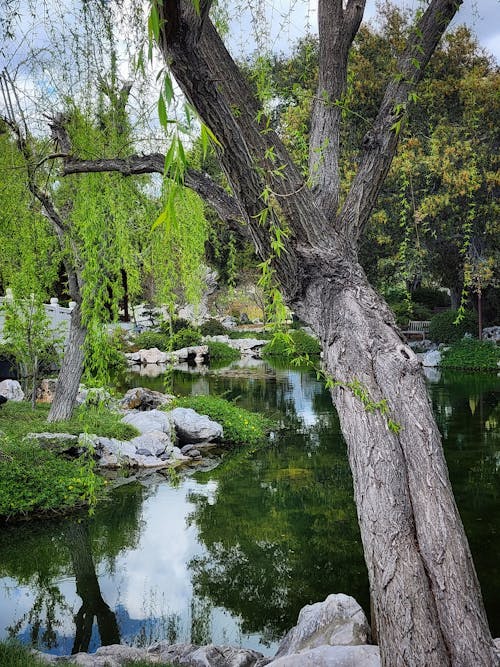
[47, 304, 86, 422]
[295, 265, 496, 666]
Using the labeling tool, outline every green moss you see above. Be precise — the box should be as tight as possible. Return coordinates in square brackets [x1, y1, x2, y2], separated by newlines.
[171, 394, 273, 446]
[441, 339, 500, 371]
[207, 341, 240, 362]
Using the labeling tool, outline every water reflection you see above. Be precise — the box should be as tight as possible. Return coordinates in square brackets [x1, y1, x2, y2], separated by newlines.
[1, 361, 498, 654]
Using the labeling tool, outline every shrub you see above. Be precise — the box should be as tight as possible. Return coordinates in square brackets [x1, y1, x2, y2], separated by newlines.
[411, 303, 433, 321]
[262, 330, 321, 357]
[171, 394, 273, 446]
[0, 437, 105, 519]
[199, 318, 229, 336]
[171, 327, 202, 349]
[207, 341, 240, 362]
[159, 317, 193, 335]
[428, 310, 478, 343]
[132, 331, 170, 351]
[441, 339, 500, 371]
[228, 330, 272, 340]
[411, 287, 450, 309]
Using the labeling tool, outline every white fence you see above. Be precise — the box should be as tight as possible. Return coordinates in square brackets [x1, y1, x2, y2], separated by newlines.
[0, 290, 76, 345]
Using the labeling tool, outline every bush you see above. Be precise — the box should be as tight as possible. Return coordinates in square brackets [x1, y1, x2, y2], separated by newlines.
[428, 310, 478, 343]
[0, 437, 105, 519]
[207, 341, 240, 362]
[199, 318, 229, 336]
[441, 339, 500, 371]
[411, 287, 450, 309]
[159, 317, 193, 335]
[411, 303, 433, 321]
[262, 330, 321, 357]
[171, 327, 202, 349]
[228, 330, 272, 340]
[171, 394, 273, 446]
[132, 331, 170, 351]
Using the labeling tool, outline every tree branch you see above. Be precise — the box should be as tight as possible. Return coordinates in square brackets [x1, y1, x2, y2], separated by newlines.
[309, 0, 365, 222]
[338, 0, 463, 241]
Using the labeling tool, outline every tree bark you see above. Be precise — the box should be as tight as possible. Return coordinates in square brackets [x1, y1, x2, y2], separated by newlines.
[293, 260, 496, 665]
[153, 2, 496, 664]
[47, 304, 86, 422]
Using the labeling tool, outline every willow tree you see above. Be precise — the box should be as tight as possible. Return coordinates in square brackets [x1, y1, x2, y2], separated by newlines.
[42, 1, 498, 665]
[152, 1, 497, 664]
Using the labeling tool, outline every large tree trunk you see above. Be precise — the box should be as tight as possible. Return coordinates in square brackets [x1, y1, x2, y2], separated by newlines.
[294, 261, 496, 665]
[47, 304, 86, 422]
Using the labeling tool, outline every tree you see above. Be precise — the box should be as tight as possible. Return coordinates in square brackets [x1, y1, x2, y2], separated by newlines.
[147, 1, 496, 665]
[11, 0, 496, 663]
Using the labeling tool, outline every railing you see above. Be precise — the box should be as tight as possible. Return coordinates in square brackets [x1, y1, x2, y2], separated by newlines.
[0, 290, 76, 344]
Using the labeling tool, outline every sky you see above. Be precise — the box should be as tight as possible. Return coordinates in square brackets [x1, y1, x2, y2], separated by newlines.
[226, 0, 500, 62]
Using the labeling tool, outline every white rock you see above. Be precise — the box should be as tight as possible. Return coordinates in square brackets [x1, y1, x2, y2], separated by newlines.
[119, 387, 173, 411]
[0, 378, 24, 401]
[122, 409, 173, 435]
[169, 407, 223, 443]
[266, 645, 380, 667]
[275, 594, 370, 657]
[421, 349, 441, 367]
[140, 347, 169, 364]
[130, 430, 173, 457]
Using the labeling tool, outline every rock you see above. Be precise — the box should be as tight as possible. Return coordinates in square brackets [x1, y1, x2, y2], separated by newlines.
[265, 645, 380, 667]
[240, 312, 250, 324]
[130, 431, 173, 457]
[169, 407, 223, 444]
[148, 642, 265, 667]
[36, 378, 58, 403]
[0, 378, 24, 401]
[122, 409, 173, 435]
[24, 432, 80, 455]
[275, 594, 370, 658]
[483, 326, 500, 342]
[420, 349, 441, 367]
[119, 387, 173, 411]
[96, 436, 170, 469]
[140, 347, 170, 364]
[188, 449, 201, 458]
[181, 444, 195, 454]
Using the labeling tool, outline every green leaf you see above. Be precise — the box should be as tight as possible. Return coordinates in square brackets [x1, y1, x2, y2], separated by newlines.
[164, 74, 174, 105]
[149, 2, 160, 42]
[158, 94, 168, 128]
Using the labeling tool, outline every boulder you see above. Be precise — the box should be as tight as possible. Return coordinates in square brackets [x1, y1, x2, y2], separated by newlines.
[119, 387, 173, 411]
[483, 326, 500, 342]
[0, 378, 24, 401]
[148, 642, 265, 667]
[122, 409, 173, 435]
[36, 378, 58, 403]
[420, 349, 441, 367]
[265, 645, 380, 667]
[275, 594, 370, 658]
[95, 436, 170, 469]
[130, 431, 173, 457]
[24, 432, 79, 455]
[169, 407, 223, 444]
[140, 347, 170, 364]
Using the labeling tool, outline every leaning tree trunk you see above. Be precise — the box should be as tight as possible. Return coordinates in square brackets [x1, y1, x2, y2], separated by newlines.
[294, 261, 496, 666]
[47, 304, 86, 422]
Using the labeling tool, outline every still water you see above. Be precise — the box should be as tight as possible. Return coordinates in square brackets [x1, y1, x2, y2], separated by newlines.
[0, 360, 498, 655]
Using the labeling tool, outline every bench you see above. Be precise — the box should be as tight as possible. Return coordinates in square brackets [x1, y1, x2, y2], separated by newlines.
[402, 320, 431, 341]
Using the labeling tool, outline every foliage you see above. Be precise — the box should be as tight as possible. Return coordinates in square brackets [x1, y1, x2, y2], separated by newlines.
[159, 317, 193, 335]
[199, 319, 229, 336]
[0, 436, 105, 519]
[171, 327, 202, 349]
[441, 339, 500, 371]
[0, 401, 138, 442]
[412, 287, 450, 309]
[428, 310, 478, 343]
[0, 642, 79, 666]
[262, 330, 321, 358]
[132, 331, 170, 351]
[171, 395, 273, 446]
[206, 341, 240, 362]
[228, 330, 272, 340]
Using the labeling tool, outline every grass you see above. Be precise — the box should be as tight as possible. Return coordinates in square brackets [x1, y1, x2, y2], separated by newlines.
[171, 394, 274, 446]
[441, 339, 500, 371]
[0, 402, 138, 521]
[0, 642, 174, 666]
[206, 341, 240, 362]
[0, 401, 138, 442]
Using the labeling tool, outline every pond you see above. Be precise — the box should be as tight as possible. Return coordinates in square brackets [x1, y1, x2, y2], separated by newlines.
[0, 360, 498, 656]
